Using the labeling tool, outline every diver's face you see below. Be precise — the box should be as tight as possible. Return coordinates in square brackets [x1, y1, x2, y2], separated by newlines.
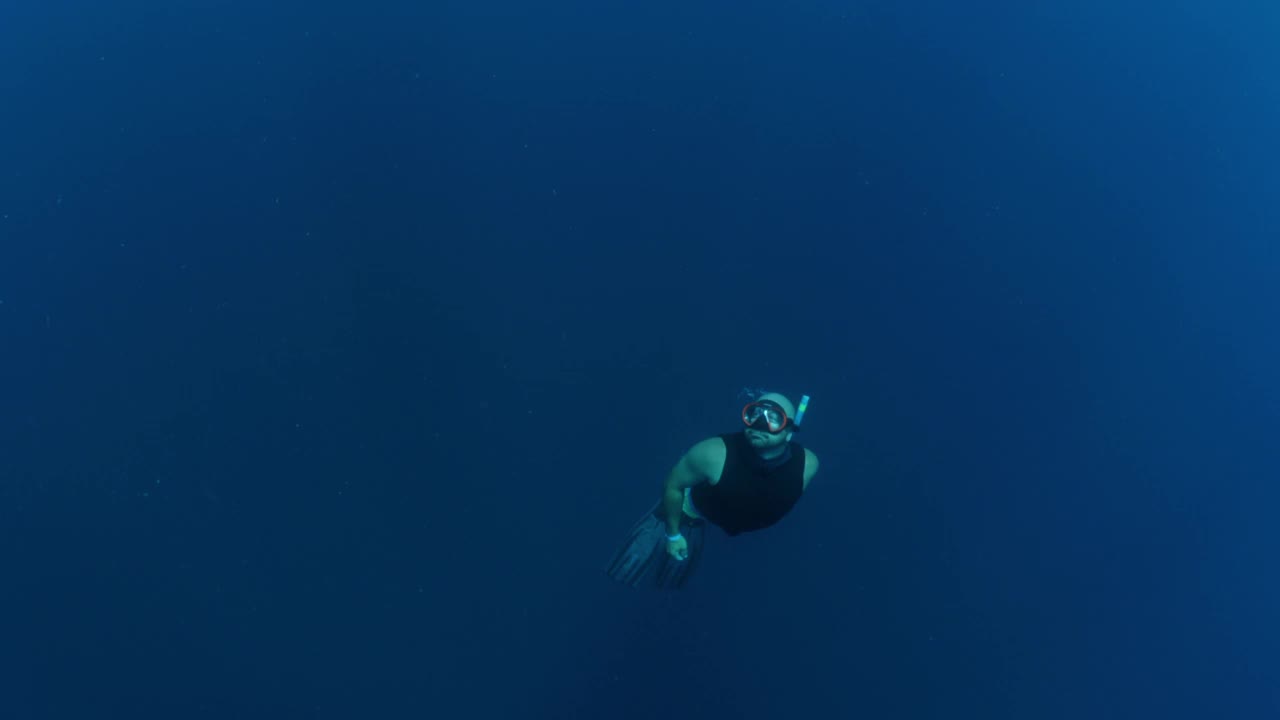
[745, 427, 789, 449]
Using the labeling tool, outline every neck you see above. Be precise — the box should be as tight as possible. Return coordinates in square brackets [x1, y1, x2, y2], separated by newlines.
[755, 444, 788, 461]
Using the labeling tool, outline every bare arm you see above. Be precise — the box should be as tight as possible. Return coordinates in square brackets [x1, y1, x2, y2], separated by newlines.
[803, 448, 820, 490]
[662, 438, 723, 536]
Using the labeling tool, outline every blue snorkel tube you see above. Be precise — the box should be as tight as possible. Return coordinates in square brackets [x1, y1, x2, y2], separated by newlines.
[793, 394, 811, 428]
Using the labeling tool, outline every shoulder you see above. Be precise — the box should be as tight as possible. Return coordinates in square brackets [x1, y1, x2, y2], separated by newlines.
[802, 448, 819, 490]
[685, 436, 728, 481]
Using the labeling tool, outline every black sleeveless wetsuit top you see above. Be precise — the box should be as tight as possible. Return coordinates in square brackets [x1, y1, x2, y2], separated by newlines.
[689, 432, 806, 536]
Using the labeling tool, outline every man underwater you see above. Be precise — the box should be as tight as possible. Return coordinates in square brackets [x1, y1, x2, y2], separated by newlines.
[605, 391, 820, 589]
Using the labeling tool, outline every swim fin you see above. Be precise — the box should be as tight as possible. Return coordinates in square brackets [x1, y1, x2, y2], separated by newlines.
[605, 503, 705, 590]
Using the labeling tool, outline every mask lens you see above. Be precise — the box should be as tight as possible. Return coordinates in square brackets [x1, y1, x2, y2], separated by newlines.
[742, 401, 788, 433]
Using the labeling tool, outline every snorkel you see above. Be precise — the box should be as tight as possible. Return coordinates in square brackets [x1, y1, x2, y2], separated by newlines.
[793, 394, 811, 428]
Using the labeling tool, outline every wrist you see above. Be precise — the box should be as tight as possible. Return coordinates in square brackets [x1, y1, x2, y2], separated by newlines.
[666, 532, 683, 542]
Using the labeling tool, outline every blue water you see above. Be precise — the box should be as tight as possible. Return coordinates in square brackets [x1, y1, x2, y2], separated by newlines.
[2, 1, 1276, 718]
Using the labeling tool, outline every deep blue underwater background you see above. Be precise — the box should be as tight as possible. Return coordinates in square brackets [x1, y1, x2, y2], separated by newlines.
[2, 1, 1276, 718]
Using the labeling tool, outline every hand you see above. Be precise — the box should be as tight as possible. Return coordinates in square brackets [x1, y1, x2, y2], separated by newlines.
[666, 534, 688, 561]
